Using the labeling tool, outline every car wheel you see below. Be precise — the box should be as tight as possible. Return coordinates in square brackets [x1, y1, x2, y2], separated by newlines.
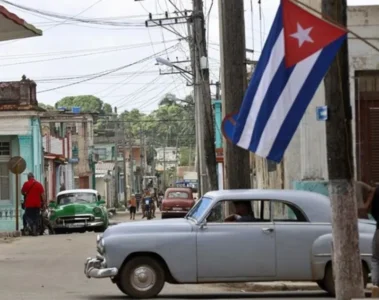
[115, 280, 128, 295]
[118, 256, 165, 299]
[322, 262, 369, 296]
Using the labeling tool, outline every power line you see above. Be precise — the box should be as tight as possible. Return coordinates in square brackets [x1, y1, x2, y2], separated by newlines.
[37, 44, 179, 94]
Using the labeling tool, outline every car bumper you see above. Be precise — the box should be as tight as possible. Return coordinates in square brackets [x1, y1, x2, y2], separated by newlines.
[53, 220, 104, 229]
[84, 255, 118, 279]
[161, 211, 188, 218]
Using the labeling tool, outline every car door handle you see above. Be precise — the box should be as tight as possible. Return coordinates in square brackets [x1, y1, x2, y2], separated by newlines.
[262, 228, 274, 233]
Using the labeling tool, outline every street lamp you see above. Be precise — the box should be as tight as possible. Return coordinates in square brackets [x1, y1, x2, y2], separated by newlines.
[155, 57, 193, 82]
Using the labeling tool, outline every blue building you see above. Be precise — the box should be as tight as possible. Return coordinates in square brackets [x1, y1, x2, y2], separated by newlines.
[0, 77, 44, 232]
[212, 99, 224, 189]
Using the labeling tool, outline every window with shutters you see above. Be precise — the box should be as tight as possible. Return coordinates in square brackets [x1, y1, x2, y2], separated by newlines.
[0, 140, 10, 201]
[369, 108, 379, 184]
[355, 71, 379, 184]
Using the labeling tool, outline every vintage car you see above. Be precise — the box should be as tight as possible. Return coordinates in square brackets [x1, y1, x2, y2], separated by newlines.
[84, 189, 374, 299]
[49, 189, 109, 233]
[161, 187, 195, 219]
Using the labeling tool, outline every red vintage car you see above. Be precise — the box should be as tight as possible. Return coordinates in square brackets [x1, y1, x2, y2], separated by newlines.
[161, 187, 195, 219]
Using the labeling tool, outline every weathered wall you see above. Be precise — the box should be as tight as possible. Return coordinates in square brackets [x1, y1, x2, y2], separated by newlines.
[348, 5, 379, 179]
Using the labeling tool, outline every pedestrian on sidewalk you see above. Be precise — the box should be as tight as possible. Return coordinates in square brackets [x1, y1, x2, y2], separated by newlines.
[128, 194, 137, 220]
[21, 173, 45, 236]
[357, 181, 379, 294]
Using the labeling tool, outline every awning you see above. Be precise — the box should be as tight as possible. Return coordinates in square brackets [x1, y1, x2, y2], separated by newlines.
[0, 5, 42, 42]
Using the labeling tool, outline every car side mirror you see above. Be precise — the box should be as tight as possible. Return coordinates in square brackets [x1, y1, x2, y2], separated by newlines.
[49, 201, 57, 208]
[98, 199, 106, 205]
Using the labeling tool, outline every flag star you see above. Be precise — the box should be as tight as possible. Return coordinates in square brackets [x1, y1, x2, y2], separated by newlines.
[290, 23, 314, 48]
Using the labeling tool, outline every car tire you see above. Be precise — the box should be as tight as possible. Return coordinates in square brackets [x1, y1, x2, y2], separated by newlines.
[115, 281, 128, 295]
[118, 256, 165, 299]
[322, 262, 369, 296]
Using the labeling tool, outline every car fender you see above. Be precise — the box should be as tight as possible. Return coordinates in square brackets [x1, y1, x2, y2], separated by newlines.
[311, 232, 373, 280]
[103, 231, 197, 283]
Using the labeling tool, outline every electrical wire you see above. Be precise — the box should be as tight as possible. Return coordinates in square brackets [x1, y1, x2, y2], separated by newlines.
[37, 43, 179, 94]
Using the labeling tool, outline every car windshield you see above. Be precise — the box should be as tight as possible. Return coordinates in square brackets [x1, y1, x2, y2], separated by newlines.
[167, 192, 189, 199]
[57, 193, 97, 205]
[186, 197, 212, 222]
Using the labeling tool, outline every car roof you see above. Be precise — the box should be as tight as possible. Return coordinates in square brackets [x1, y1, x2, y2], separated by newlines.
[166, 188, 192, 192]
[204, 189, 331, 223]
[57, 189, 98, 197]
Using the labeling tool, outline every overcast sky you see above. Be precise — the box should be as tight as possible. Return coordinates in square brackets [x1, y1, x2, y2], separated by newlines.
[0, 0, 376, 114]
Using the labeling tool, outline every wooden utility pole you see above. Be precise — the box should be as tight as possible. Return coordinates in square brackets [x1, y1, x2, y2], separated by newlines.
[218, 0, 251, 189]
[193, 0, 218, 194]
[322, 0, 365, 299]
[122, 122, 128, 205]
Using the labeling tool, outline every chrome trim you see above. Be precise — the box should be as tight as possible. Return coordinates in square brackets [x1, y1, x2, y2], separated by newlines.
[53, 221, 103, 228]
[84, 256, 118, 279]
[314, 253, 372, 258]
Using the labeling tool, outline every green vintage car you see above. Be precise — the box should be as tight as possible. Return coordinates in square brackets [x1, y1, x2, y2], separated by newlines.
[49, 189, 109, 233]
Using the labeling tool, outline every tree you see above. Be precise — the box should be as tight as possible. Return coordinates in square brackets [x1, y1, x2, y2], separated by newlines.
[55, 95, 109, 114]
[38, 103, 55, 111]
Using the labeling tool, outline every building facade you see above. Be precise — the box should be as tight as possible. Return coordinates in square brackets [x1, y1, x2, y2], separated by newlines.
[40, 111, 96, 191]
[0, 77, 44, 232]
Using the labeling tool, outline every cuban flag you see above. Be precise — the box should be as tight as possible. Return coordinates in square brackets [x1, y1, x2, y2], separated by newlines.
[230, 0, 347, 163]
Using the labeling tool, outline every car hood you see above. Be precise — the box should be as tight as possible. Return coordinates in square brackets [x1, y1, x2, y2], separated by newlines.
[103, 218, 193, 237]
[54, 203, 95, 216]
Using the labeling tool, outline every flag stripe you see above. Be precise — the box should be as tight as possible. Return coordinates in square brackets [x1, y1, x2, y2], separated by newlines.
[266, 35, 346, 162]
[247, 58, 296, 152]
[255, 50, 321, 158]
[237, 31, 285, 149]
[233, 5, 284, 146]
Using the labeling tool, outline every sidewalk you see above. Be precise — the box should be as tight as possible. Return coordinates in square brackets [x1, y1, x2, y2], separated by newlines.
[218, 282, 319, 292]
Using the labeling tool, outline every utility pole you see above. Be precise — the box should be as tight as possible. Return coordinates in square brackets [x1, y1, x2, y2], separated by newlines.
[187, 19, 202, 196]
[114, 121, 120, 208]
[128, 131, 134, 195]
[218, 0, 251, 189]
[322, 0, 364, 299]
[193, 0, 218, 193]
[215, 81, 221, 99]
[122, 122, 128, 205]
[163, 126, 169, 189]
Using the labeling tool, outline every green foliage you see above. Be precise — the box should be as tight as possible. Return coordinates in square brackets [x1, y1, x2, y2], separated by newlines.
[38, 103, 55, 111]
[55, 95, 109, 114]
[179, 147, 195, 166]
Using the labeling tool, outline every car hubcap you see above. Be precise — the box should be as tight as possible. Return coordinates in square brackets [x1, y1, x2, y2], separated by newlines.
[130, 265, 156, 291]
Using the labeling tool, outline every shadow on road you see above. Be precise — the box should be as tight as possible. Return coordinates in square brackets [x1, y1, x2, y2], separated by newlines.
[85, 291, 333, 299]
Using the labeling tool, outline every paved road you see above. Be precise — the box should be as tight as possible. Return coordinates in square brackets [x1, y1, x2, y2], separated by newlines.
[0, 214, 335, 300]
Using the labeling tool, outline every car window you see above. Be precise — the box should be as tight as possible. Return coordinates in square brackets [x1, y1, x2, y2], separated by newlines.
[206, 200, 271, 223]
[272, 201, 307, 222]
[186, 197, 212, 222]
[57, 193, 97, 205]
[167, 192, 189, 199]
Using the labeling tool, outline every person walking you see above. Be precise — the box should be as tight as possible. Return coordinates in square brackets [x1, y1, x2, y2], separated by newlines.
[129, 194, 137, 220]
[21, 173, 45, 236]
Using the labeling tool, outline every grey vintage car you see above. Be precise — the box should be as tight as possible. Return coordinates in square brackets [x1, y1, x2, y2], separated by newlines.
[84, 189, 374, 298]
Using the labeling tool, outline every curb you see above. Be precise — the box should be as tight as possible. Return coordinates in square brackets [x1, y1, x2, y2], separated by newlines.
[0, 231, 21, 238]
[217, 282, 320, 292]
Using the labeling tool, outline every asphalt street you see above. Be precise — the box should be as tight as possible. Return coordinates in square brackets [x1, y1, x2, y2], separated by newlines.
[0, 212, 337, 300]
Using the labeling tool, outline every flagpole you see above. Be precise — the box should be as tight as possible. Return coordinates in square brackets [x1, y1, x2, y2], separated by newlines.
[292, 0, 379, 53]
[321, 0, 365, 299]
